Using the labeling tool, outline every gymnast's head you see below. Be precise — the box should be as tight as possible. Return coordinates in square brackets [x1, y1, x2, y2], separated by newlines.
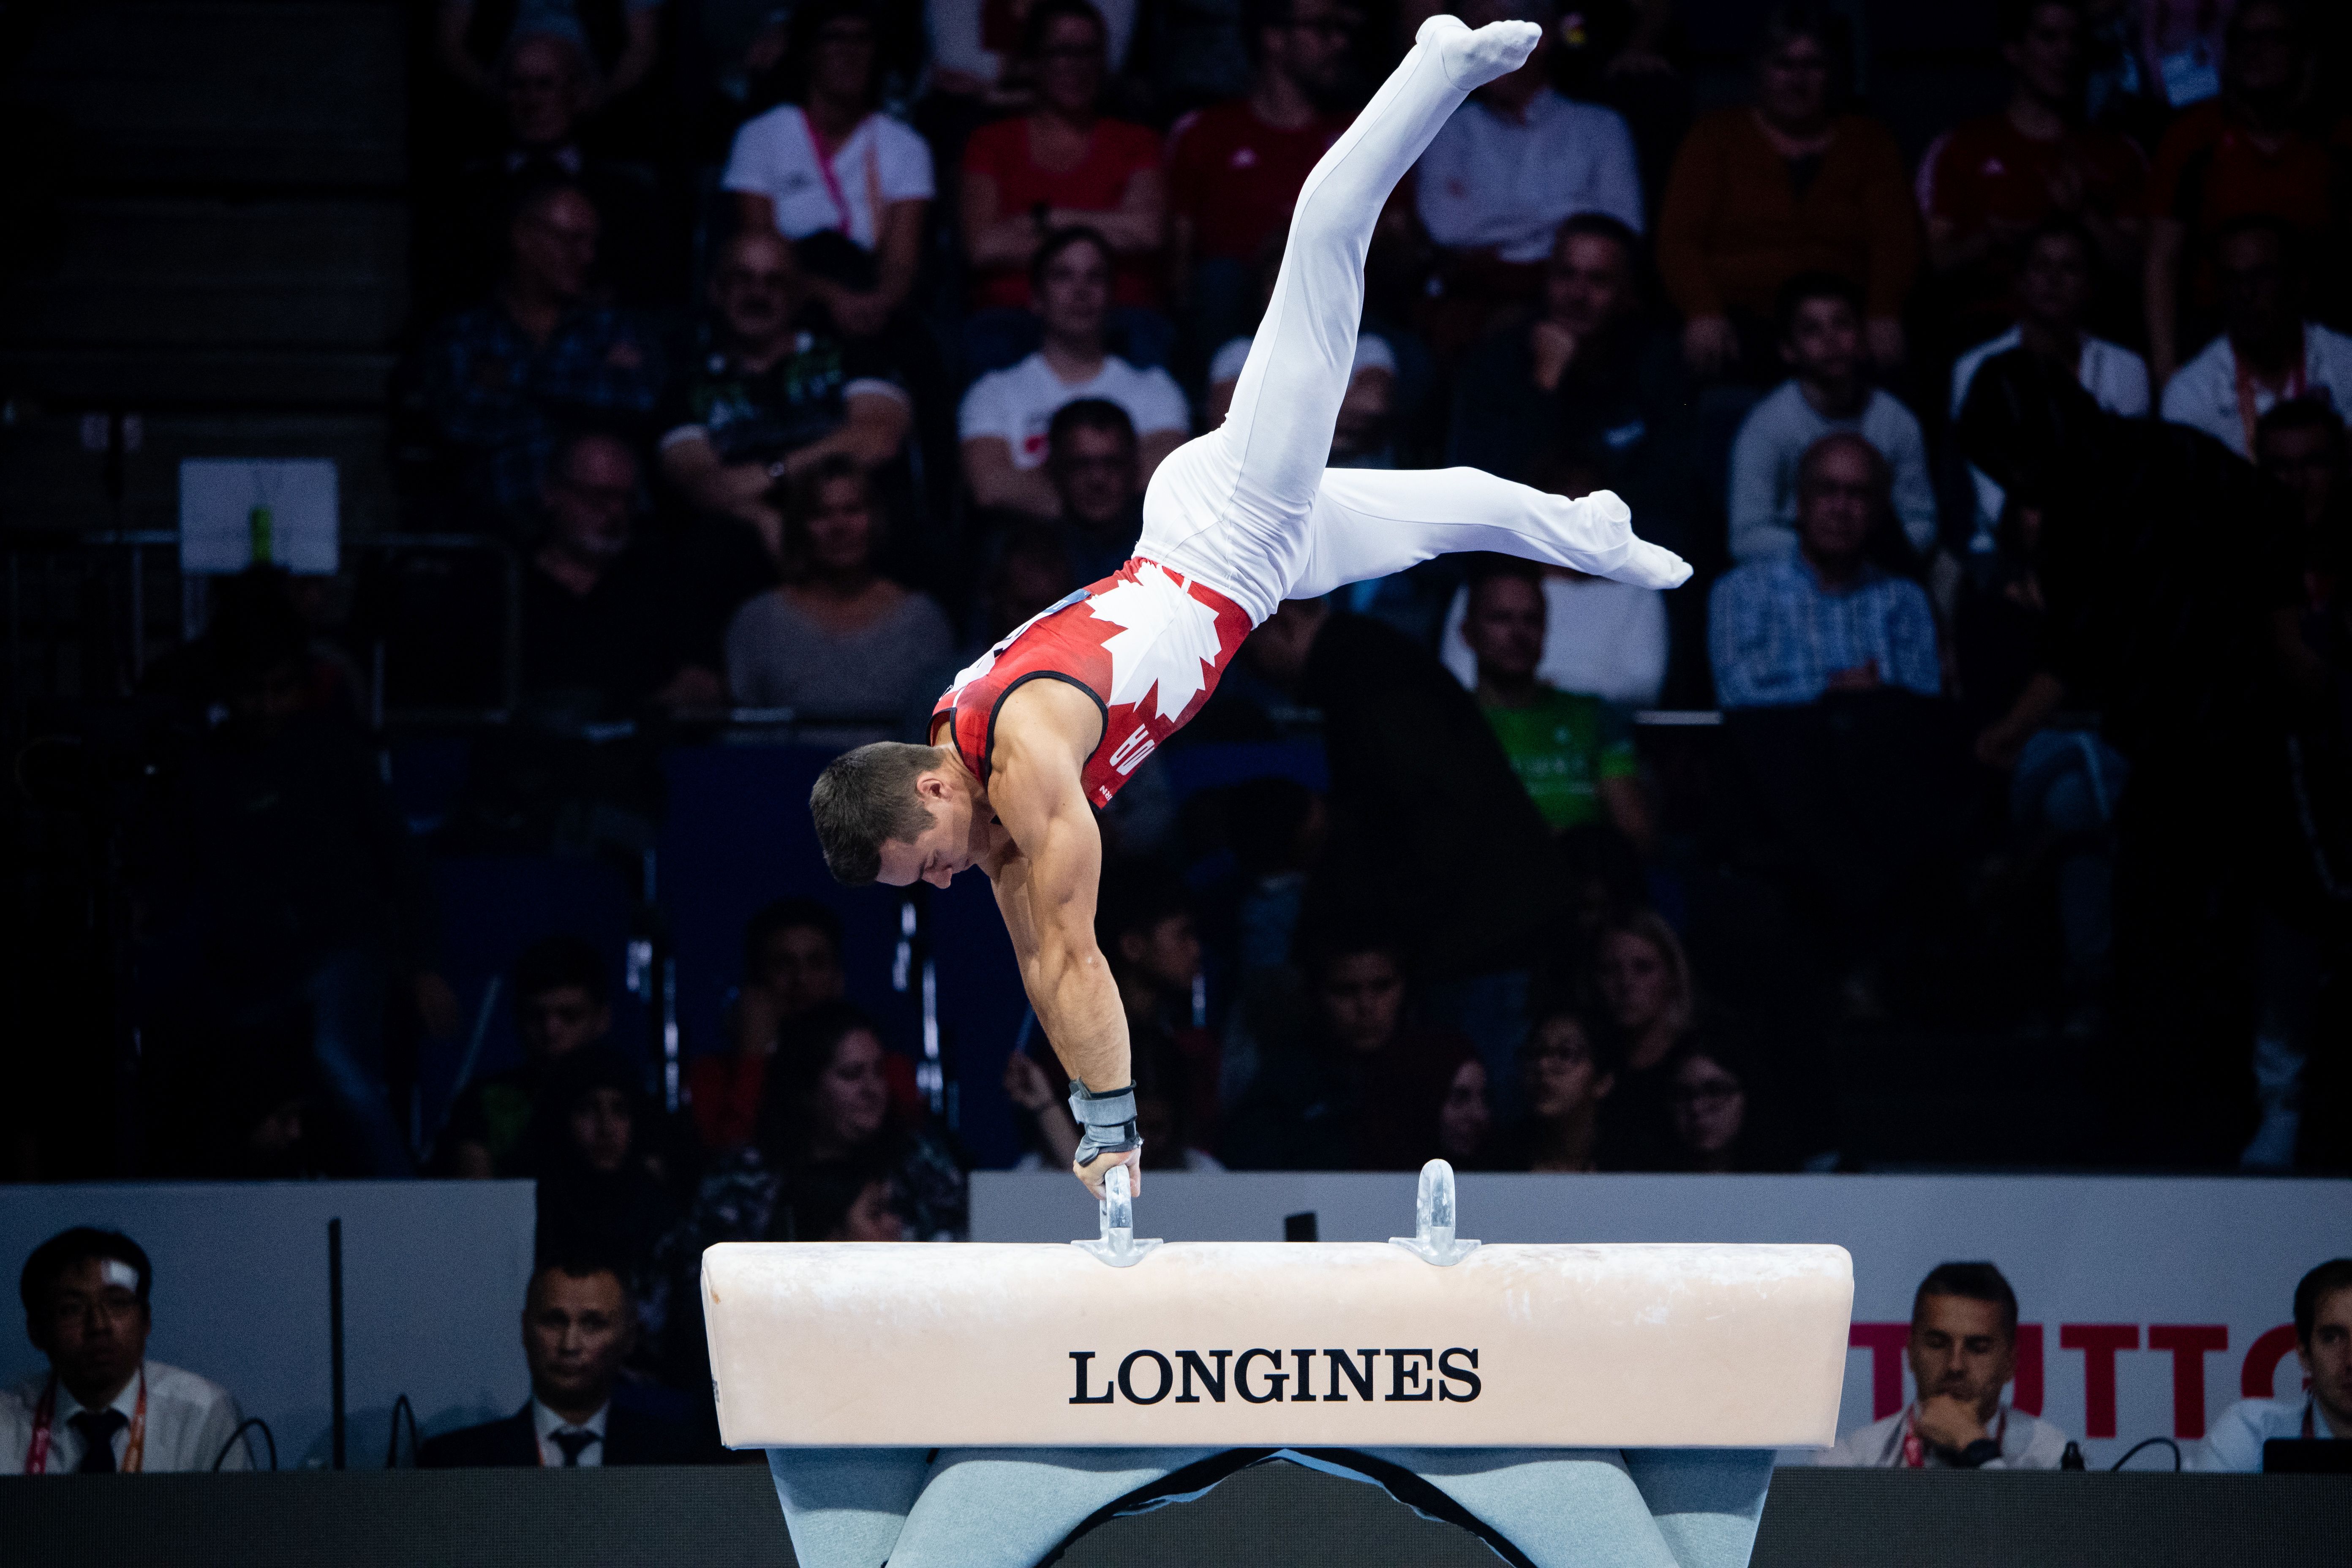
[811, 742, 979, 888]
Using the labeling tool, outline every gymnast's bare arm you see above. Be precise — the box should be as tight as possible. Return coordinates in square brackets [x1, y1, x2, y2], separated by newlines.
[982, 678, 1141, 1198]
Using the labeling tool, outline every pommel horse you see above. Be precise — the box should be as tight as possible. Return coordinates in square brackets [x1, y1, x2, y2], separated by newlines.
[704, 1163, 1851, 1568]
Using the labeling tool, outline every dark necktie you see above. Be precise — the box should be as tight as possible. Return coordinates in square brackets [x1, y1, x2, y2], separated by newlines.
[550, 1429, 599, 1467]
[71, 1409, 129, 1474]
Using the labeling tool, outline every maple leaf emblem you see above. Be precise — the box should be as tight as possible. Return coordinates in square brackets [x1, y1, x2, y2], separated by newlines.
[1087, 564, 1225, 721]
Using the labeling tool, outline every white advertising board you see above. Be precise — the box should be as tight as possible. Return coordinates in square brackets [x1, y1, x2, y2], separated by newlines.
[974, 1172, 2351, 1467]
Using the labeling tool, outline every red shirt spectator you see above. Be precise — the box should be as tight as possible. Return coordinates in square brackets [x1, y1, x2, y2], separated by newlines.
[964, 115, 1165, 308]
[2147, 101, 2338, 246]
[1167, 103, 1341, 267]
[1924, 118, 2144, 255]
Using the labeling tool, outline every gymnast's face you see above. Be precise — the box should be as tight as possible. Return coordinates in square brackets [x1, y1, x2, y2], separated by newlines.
[874, 769, 978, 888]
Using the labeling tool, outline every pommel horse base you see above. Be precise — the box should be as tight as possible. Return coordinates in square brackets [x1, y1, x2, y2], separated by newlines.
[703, 1164, 1853, 1568]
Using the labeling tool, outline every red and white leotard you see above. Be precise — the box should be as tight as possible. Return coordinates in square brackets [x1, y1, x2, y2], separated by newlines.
[931, 557, 1255, 807]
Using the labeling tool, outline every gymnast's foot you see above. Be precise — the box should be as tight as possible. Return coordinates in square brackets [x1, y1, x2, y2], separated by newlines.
[1421, 14, 1542, 91]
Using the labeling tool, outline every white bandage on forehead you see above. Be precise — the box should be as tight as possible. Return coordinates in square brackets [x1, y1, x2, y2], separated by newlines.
[99, 1259, 140, 1292]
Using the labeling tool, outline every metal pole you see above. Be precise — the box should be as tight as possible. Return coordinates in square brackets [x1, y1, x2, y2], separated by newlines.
[327, 1218, 345, 1470]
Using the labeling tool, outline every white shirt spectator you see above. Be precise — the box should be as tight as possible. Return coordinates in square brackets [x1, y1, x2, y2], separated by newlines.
[1439, 574, 1668, 708]
[1952, 330, 2150, 547]
[1816, 1403, 2069, 1469]
[1, 1361, 250, 1473]
[723, 106, 936, 251]
[1727, 382, 1939, 563]
[928, 0, 1136, 84]
[1208, 331, 1395, 390]
[1415, 90, 1644, 264]
[532, 1396, 609, 1468]
[2159, 323, 2352, 457]
[2192, 1395, 2344, 1472]
[959, 352, 1189, 470]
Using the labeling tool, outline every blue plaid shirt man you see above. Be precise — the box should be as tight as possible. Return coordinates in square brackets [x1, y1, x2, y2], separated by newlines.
[420, 302, 667, 524]
[1707, 556, 1941, 709]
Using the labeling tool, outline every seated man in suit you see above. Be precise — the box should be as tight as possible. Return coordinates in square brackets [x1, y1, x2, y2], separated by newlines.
[420, 1256, 703, 1467]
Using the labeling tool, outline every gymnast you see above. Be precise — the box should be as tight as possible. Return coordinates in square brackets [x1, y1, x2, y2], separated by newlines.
[813, 12, 1688, 1205]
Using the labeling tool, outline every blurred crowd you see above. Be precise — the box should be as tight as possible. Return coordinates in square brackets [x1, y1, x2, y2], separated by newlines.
[14, 0, 2352, 1293]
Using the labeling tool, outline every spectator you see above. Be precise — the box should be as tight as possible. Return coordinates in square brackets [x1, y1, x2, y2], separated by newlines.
[688, 899, 849, 1154]
[722, 456, 953, 734]
[1494, 1006, 1618, 1173]
[958, 1, 1167, 315]
[419, 1256, 703, 1467]
[1961, 350, 2305, 1162]
[1714, 433, 1941, 707]
[2159, 218, 2352, 459]
[1448, 214, 1706, 583]
[1657, 2, 1918, 379]
[1918, 0, 2146, 346]
[1819, 1263, 2072, 1468]
[1590, 910, 1697, 1171]
[442, 934, 615, 1178]
[2144, 0, 2339, 387]
[1455, 558, 1652, 847]
[784, 1156, 910, 1240]
[1951, 218, 2151, 553]
[137, 572, 446, 1179]
[1203, 239, 1400, 468]
[1005, 1035, 1228, 1172]
[723, 0, 934, 338]
[1433, 1050, 1495, 1170]
[427, 32, 666, 313]
[436, 3, 663, 109]
[522, 432, 725, 719]
[525, 1044, 678, 1280]
[1222, 928, 1479, 1171]
[928, 0, 1142, 104]
[1415, 0, 1643, 315]
[1096, 872, 1222, 1138]
[658, 231, 913, 561]
[2196, 1258, 2352, 1467]
[1959, 499, 2126, 1035]
[1041, 399, 1146, 583]
[416, 177, 668, 531]
[1243, 599, 1556, 1103]
[1711, 434, 1954, 1020]
[3, 1230, 250, 1473]
[1440, 455, 1671, 709]
[1165, 0, 1354, 355]
[1664, 1035, 1791, 1173]
[958, 228, 1190, 518]
[1727, 272, 1938, 563]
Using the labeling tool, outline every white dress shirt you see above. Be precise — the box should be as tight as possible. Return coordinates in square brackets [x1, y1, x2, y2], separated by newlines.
[1439, 573, 1669, 708]
[2192, 1395, 2344, 1471]
[1415, 88, 1644, 261]
[2, 1361, 249, 1473]
[1816, 1403, 2069, 1470]
[1951, 328, 2151, 545]
[2160, 322, 2352, 457]
[532, 1396, 611, 1468]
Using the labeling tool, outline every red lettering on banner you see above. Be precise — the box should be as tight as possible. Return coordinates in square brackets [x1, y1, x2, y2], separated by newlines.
[2012, 1323, 2043, 1415]
[2240, 1323, 2303, 1399]
[2060, 1323, 2140, 1438]
[1850, 1322, 1910, 1418]
[2147, 1325, 2228, 1437]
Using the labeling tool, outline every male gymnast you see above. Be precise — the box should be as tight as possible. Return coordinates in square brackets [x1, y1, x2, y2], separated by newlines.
[787, 22, 1771, 1568]
[814, 12, 1689, 1205]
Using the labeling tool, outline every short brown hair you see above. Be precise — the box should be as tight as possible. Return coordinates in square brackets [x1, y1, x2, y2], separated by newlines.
[811, 743, 940, 885]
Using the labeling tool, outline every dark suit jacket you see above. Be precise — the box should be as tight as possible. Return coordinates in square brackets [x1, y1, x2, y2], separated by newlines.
[417, 1401, 707, 1467]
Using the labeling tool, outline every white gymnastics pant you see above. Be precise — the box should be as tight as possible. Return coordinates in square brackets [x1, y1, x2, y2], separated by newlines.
[1138, 15, 1691, 627]
[766, 1444, 1776, 1568]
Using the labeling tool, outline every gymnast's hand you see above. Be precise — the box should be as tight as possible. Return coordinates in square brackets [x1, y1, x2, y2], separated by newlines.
[1075, 1144, 1142, 1200]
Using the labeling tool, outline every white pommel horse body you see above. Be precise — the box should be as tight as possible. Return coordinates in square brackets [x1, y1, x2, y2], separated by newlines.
[705, 1164, 1852, 1568]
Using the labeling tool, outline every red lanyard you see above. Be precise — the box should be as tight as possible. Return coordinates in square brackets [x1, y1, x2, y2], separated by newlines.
[802, 111, 860, 237]
[1900, 1402, 2004, 1467]
[2236, 327, 2306, 455]
[24, 1369, 147, 1474]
